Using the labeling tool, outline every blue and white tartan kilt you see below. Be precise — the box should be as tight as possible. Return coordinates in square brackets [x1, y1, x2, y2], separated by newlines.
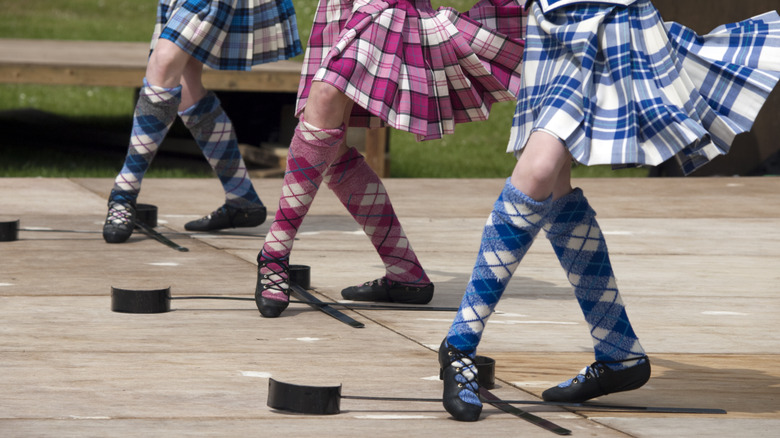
[508, 0, 780, 174]
[152, 0, 302, 71]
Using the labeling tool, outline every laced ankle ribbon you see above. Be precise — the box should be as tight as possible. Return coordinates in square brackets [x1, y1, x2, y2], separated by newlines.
[107, 203, 134, 225]
[568, 355, 649, 386]
[259, 257, 291, 297]
[206, 205, 235, 226]
[445, 348, 480, 392]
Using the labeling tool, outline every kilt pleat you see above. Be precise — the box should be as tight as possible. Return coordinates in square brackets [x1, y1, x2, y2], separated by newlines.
[297, 0, 527, 141]
[509, 0, 780, 174]
[153, 0, 302, 71]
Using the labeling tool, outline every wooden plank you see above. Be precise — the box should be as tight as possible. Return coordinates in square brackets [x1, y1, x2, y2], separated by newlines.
[0, 38, 303, 92]
[2, 177, 779, 436]
[0, 64, 148, 88]
[0, 61, 303, 92]
[0, 39, 149, 67]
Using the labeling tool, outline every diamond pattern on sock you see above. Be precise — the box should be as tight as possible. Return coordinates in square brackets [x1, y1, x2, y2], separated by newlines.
[545, 189, 646, 367]
[179, 91, 261, 208]
[110, 80, 181, 202]
[324, 147, 430, 287]
[258, 122, 344, 304]
[459, 296, 494, 335]
[446, 179, 551, 352]
[281, 183, 314, 208]
[482, 247, 522, 280]
[260, 121, 344, 264]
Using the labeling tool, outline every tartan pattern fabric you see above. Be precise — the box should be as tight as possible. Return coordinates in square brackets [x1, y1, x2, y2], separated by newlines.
[544, 189, 645, 366]
[324, 147, 430, 287]
[179, 91, 261, 208]
[259, 121, 344, 302]
[296, 0, 527, 141]
[447, 179, 551, 352]
[509, 1, 780, 175]
[531, 0, 635, 14]
[261, 121, 345, 259]
[111, 82, 182, 200]
[154, 0, 302, 71]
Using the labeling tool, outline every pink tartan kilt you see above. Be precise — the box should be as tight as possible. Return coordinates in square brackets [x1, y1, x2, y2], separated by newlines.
[296, 0, 527, 141]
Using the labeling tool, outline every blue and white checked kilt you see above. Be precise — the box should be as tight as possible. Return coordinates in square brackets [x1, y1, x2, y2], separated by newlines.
[509, 0, 780, 174]
[152, 0, 302, 71]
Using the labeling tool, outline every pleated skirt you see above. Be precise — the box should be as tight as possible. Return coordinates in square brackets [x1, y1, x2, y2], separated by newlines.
[297, 0, 527, 141]
[509, 0, 780, 174]
[152, 0, 302, 71]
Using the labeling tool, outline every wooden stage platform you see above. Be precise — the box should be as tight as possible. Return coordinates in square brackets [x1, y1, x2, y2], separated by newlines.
[1, 177, 778, 437]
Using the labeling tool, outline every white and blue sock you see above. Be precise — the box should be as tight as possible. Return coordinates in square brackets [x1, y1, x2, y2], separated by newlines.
[544, 189, 646, 370]
[110, 79, 181, 205]
[446, 179, 552, 353]
[179, 92, 262, 209]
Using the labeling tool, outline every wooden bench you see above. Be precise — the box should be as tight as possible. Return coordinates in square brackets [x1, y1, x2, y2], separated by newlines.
[0, 38, 389, 177]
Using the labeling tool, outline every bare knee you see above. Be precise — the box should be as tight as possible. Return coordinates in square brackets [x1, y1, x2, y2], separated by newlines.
[510, 131, 572, 200]
[146, 40, 190, 87]
[303, 82, 350, 128]
[512, 158, 559, 199]
[179, 60, 206, 109]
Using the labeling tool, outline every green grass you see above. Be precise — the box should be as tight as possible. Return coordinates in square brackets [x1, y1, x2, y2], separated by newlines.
[0, 0, 648, 178]
[0, 0, 157, 41]
[1, 85, 136, 118]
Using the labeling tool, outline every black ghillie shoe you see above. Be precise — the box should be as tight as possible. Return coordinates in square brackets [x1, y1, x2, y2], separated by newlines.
[103, 200, 136, 244]
[438, 340, 482, 422]
[185, 204, 266, 231]
[255, 253, 290, 318]
[341, 277, 434, 304]
[542, 356, 651, 403]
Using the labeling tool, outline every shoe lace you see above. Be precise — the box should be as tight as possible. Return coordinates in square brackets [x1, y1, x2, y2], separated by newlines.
[362, 277, 387, 287]
[203, 205, 230, 221]
[215, 205, 230, 217]
[446, 348, 479, 391]
[582, 365, 603, 380]
[565, 355, 649, 386]
[259, 255, 290, 297]
[106, 203, 133, 225]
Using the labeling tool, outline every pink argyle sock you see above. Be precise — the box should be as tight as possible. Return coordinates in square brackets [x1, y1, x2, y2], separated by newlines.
[324, 147, 430, 287]
[258, 120, 345, 303]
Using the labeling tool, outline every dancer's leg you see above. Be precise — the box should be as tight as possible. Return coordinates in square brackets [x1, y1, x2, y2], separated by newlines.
[255, 83, 352, 317]
[325, 147, 434, 304]
[178, 62, 266, 230]
[541, 188, 649, 402]
[102, 40, 191, 243]
[440, 131, 569, 421]
[103, 80, 181, 243]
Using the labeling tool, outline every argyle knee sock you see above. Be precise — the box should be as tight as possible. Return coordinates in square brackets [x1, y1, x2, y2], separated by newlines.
[179, 91, 261, 209]
[446, 179, 552, 353]
[544, 189, 646, 369]
[110, 78, 181, 205]
[258, 120, 345, 302]
[324, 147, 431, 287]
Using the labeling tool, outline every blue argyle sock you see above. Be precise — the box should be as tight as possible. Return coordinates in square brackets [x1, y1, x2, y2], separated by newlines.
[544, 189, 646, 370]
[446, 179, 552, 353]
[179, 91, 261, 209]
[110, 79, 181, 204]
